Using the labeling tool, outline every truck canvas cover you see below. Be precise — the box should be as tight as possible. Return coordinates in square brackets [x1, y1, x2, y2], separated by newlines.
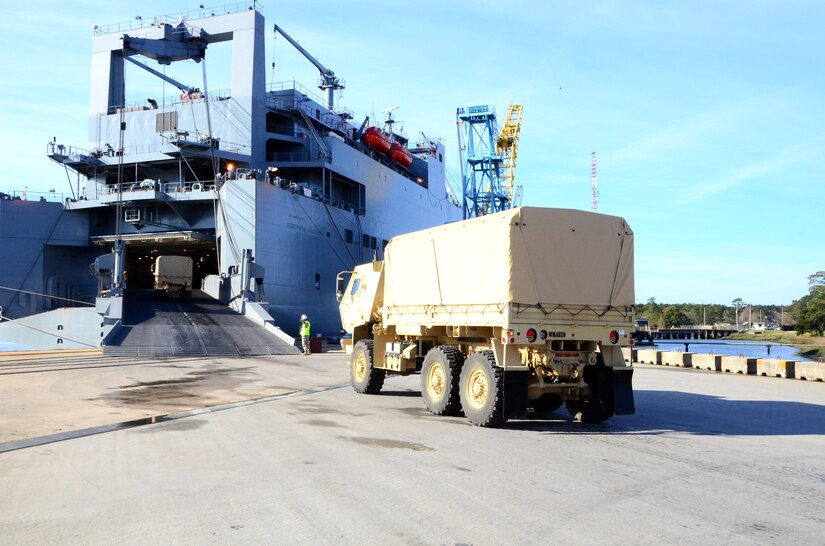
[382, 207, 634, 308]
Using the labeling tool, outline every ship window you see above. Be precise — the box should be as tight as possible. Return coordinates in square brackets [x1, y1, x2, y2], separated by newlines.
[344, 229, 353, 244]
[370, 237, 377, 250]
[125, 208, 141, 223]
[382, 240, 389, 249]
[438, 153, 443, 162]
[350, 278, 362, 296]
[362, 234, 369, 247]
[315, 273, 320, 290]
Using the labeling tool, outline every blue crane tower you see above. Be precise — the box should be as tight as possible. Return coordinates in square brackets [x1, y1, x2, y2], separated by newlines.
[456, 105, 509, 219]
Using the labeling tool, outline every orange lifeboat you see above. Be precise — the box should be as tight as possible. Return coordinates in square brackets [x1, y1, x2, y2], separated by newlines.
[361, 126, 391, 155]
[389, 142, 413, 169]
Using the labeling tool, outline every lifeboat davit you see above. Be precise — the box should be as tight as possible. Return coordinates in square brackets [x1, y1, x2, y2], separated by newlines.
[361, 126, 391, 155]
[389, 142, 413, 169]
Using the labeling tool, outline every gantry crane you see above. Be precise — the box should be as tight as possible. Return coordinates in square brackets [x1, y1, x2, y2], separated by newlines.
[457, 103, 523, 219]
[496, 104, 523, 204]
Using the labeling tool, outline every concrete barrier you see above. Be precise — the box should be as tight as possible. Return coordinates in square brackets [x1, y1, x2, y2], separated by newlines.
[795, 361, 825, 382]
[693, 353, 722, 371]
[621, 347, 638, 364]
[756, 359, 795, 379]
[661, 351, 693, 367]
[721, 356, 757, 374]
[637, 349, 662, 365]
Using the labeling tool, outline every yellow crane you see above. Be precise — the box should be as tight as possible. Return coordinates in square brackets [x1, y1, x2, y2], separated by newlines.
[495, 104, 523, 204]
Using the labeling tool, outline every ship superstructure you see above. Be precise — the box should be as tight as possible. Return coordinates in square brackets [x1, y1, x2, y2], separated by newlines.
[0, 4, 461, 349]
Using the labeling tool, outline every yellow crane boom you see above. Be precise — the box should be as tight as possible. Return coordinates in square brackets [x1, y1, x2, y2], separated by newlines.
[496, 104, 523, 202]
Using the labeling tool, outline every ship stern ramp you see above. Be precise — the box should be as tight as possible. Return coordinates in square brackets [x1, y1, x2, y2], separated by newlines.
[102, 289, 299, 357]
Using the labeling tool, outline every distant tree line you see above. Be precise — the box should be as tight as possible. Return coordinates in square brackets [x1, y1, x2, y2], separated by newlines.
[790, 271, 825, 336]
[636, 271, 825, 335]
[635, 299, 788, 330]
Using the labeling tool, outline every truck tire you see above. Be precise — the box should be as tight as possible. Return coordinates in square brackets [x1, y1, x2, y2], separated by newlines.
[565, 357, 615, 423]
[420, 345, 464, 416]
[350, 340, 385, 394]
[529, 393, 564, 414]
[459, 350, 505, 427]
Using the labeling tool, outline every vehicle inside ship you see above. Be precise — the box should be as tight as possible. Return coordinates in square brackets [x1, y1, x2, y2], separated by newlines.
[125, 242, 217, 290]
[94, 238, 218, 291]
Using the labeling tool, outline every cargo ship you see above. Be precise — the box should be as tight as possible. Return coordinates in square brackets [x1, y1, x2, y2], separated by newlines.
[0, 4, 462, 352]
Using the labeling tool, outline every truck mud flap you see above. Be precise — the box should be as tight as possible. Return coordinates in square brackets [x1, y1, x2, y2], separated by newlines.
[612, 368, 635, 415]
[502, 369, 530, 420]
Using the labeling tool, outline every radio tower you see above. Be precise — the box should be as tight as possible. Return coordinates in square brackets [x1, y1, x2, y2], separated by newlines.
[590, 151, 599, 212]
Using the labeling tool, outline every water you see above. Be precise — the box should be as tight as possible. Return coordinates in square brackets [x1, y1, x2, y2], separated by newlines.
[651, 339, 803, 360]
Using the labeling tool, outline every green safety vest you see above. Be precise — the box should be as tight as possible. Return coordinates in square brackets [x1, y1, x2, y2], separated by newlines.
[300, 320, 311, 336]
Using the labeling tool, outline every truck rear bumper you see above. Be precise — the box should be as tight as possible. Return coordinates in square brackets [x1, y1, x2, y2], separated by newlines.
[612, 367, 635, 415]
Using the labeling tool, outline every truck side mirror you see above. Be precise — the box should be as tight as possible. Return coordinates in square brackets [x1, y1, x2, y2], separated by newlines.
[336, 275, 345, 302]
[335, 271, 352, 303]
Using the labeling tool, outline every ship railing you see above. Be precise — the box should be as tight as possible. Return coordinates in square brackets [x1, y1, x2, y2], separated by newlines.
[2, 189, 65, 203]
[267, 151, 314, 163]
[47, 142, 94, 159]
[266, 123, 297, 137]
[93, 2, 259, 35]
[267, 81, 354, 136]
[102, 180, 219, 196]
[267, 80, 327, 108]
[112, 88, 232, 115]
[73, 135, 250, 161]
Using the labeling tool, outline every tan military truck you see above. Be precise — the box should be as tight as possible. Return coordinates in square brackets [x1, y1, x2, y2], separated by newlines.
[151, 255, 193, 299]
[337, 206, 636, 427]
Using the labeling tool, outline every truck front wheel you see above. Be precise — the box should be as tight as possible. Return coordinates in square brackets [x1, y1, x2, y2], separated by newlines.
[565, 356, 615, 423]
[459, 351, 505, 427]
[420, 346, 464, 416]
[350, 340, 384, 394]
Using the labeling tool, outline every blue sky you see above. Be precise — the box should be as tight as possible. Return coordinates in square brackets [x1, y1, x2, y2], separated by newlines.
[0, 1, 822, 305]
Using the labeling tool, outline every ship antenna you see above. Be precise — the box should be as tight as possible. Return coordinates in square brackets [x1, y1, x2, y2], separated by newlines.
[590, 151, 599, 212]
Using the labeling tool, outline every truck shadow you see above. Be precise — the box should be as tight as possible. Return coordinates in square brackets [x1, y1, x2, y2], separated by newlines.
[504, 389, 825, 437]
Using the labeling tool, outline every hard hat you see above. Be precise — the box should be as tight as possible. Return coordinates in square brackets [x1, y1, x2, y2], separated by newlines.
[300, 314, 307, 320]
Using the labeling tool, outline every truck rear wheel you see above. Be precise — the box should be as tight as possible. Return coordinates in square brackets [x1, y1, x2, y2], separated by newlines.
[420, 346, 464, 416]
[459, 351, 505, 427]
[351, 340, 384, 394]
[565, 356, 615, 423]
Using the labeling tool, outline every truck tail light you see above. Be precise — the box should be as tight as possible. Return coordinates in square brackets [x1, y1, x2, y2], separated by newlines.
[609, 330, 619, 344]
[526, 328, 537, 342]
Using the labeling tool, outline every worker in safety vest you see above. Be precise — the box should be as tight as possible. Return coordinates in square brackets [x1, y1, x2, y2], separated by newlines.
[300, 314, 311, 355]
